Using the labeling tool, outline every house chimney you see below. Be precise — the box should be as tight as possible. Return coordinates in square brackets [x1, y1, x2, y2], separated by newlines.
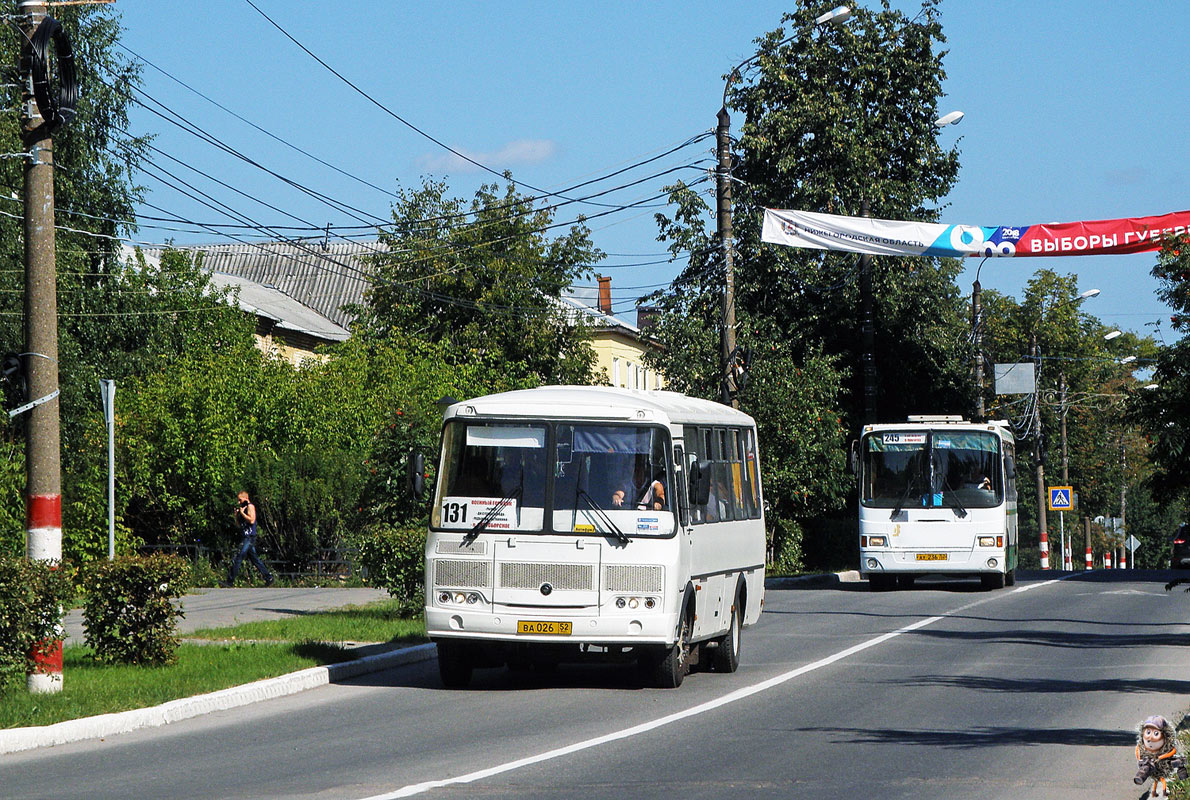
[636, 304, 659, 336]
[597, 275, 612, 315]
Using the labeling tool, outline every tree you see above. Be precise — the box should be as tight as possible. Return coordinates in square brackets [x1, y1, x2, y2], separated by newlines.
[647, 1, 966, 543]
[1134, 235, 1190, 502]
[354, 177, 602, 386]
[0, 5, 151, 558]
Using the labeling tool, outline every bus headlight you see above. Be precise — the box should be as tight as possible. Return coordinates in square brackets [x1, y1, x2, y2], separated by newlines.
[438, 591, 451, 604]
[644, 597, 657, 609]
[867, 536, 887, 547]
[866, 558, 879, 569]
[978, 536, 997, 547]
[615, 597, 626, 609]
[986, 558, 999, 569]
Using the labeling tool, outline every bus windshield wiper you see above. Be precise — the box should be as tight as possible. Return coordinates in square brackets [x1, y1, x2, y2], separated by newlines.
[941, 486, 968, 518]
[462, 485, 522, 546]
[890, 478, 918, 519]
[576, 489, 629, 544]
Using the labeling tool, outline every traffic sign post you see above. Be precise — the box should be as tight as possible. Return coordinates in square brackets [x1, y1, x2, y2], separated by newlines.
[1048, 487, 1074, 571]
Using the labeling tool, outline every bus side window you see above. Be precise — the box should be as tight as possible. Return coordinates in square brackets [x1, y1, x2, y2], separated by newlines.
[685, 426, 705, 524]
[714, 428, 738, 522]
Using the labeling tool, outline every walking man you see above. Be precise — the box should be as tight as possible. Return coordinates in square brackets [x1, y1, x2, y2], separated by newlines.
[224, 490, 274, 587]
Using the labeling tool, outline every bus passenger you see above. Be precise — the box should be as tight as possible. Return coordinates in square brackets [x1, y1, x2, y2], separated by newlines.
[611, 457, 666, 510]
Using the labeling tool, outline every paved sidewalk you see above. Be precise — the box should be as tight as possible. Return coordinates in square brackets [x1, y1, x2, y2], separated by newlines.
[61, 586, 391, 643]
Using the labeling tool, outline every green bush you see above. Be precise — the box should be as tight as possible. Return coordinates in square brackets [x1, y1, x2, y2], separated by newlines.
[352, 525, 426, 614]
[768, 516, 805, 575]
[82, 553, 191, 665]
[0, 556, 75, 694]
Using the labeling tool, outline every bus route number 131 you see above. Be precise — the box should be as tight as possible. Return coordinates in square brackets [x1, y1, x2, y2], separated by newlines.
[442, 501, 468, 524]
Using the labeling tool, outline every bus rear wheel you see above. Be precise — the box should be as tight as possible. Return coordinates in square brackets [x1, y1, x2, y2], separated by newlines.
[711, 596, 742, 673]
[437, 640, 474, 688]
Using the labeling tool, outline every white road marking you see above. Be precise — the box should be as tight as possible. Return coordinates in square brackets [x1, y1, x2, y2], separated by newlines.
[361, 577, 1070, 799]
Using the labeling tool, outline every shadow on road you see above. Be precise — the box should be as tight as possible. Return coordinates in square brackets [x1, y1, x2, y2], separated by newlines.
[830, 724, 1135, 749]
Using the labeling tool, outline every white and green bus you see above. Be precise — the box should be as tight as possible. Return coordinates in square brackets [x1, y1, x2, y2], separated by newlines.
[857, 415, 1018, 591]
[422, 386, 766, 688]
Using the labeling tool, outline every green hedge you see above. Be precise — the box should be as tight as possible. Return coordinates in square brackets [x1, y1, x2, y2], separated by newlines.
[352, 525, 426, 614]
[82, 554, 191, 665]
[0, 556, 74, 693]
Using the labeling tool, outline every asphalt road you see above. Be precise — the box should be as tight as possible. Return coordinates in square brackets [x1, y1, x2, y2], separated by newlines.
[8, 570, 1190, 800]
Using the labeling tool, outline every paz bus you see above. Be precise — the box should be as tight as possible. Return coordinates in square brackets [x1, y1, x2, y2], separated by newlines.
[421, 386, 766, 688]
[856, 415, 1018, 591]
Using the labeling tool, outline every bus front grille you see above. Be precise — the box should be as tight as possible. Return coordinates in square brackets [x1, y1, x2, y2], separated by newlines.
[434, 559, 491, 589]
[436, 540, 487, 555]
[603, 565, 663, 594]
[499, 562, 593, 591]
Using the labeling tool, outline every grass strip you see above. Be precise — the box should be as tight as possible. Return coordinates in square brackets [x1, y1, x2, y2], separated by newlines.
[186, 598, 427, 646]
[0, 641, 346, 729]
[1, 598, 428, 730]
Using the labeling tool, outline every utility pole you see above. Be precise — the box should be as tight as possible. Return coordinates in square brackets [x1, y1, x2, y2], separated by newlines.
[1031, 333, 1048, 569]
[972, 277, 983, 420]
[1059, 372, 1068, 569]
[715, 106, 738, 409]
[859, 199, 877, 425]
[20, 0, 63, 693]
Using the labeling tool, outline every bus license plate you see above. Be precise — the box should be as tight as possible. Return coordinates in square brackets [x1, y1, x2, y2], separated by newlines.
[517, 620, 573, 636]
[916, 553, 948, 561]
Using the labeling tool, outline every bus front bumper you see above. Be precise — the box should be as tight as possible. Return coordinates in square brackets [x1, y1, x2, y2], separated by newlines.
[425, 606, 676, 646]
[860, 548, 1006, 575]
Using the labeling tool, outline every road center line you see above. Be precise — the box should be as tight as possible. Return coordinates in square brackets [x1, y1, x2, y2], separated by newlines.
[363, 577, 1069, 799]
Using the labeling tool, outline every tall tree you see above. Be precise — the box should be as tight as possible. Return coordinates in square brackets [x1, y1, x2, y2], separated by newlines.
[355, 177, 602, 386]
[647, 1, 966, 534]
[1134, 235, 1190, 502]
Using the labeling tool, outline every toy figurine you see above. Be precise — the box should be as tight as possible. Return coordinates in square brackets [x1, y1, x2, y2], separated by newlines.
[1134, 715, 1187, 799]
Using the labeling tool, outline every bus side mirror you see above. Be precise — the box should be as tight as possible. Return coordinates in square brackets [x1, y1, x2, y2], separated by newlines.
[1004, 456, 1016, 480]
[848, 440, 858, 475]
[407, 451, 426, 498]
[688, 459, 712, 507]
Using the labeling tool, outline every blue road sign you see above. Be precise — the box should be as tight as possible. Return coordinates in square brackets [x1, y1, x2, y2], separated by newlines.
[1048, 486, 1074, 511]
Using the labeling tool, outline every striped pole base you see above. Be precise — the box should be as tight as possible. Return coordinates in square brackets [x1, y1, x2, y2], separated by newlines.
[1039, 532, 1050, 569]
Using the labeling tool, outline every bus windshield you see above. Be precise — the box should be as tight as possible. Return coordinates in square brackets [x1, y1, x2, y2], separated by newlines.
[431, 420, 675, 537]
[862, 430, 1003, 510]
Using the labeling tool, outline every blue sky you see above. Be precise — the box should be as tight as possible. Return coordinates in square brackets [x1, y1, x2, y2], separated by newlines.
[112, 1, 1188, 344]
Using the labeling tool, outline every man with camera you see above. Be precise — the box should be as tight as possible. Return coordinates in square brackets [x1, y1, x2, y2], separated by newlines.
[222, 490, 274, 587]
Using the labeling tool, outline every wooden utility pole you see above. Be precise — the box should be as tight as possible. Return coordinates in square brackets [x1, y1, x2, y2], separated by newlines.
[20, 0, 63, 693]
[715, 106, 738, 409]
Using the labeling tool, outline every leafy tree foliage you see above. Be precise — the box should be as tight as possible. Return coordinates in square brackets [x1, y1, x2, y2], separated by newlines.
[0, 6, 150, 558]
[354, 177, 602, 386]
[647, 1, 966, 533]
[1134, 236, 1190, 502]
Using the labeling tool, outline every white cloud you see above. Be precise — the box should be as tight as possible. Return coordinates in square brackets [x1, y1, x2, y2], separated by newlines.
[416, 139, 558, 174]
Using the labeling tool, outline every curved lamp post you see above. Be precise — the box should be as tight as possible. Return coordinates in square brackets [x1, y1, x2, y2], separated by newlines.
[716, 6, 851, 407]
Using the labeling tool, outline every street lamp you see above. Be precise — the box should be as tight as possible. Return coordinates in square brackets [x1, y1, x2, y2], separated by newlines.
[1104, 330, 1123, 341]
[716, 6, 851, 407]
[863, 106, 964, 423]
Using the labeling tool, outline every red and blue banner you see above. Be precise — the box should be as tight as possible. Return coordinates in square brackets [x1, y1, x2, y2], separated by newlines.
[762, 208, 1190, 258]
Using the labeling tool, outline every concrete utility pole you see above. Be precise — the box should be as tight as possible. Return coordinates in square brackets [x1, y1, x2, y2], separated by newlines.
[715, 106, 738, 409]
[1031, 333, 1048, 569]
[972, 277, 984, 420]
[859, 199, 876, 425]
[20, 0, 63, 693]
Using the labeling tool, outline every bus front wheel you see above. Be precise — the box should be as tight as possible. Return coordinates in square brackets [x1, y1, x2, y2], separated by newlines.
[868, 574, 896, 592]
[437, 640, 474, 688]
[648, 613, 691, 688]
[981, 572, 1006, 590]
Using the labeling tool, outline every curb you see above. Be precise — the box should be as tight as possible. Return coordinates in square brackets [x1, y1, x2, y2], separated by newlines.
[0, 643, 436, 755]
[765, 570, 862, 589]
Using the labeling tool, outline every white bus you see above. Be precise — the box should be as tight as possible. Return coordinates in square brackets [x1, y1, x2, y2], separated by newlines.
[856, 415, 1018, 591]
[422, 386, 766, 688]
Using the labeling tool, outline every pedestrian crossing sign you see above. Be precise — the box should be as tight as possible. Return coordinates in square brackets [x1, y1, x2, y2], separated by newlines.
[1048, 486, 1074, 511]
